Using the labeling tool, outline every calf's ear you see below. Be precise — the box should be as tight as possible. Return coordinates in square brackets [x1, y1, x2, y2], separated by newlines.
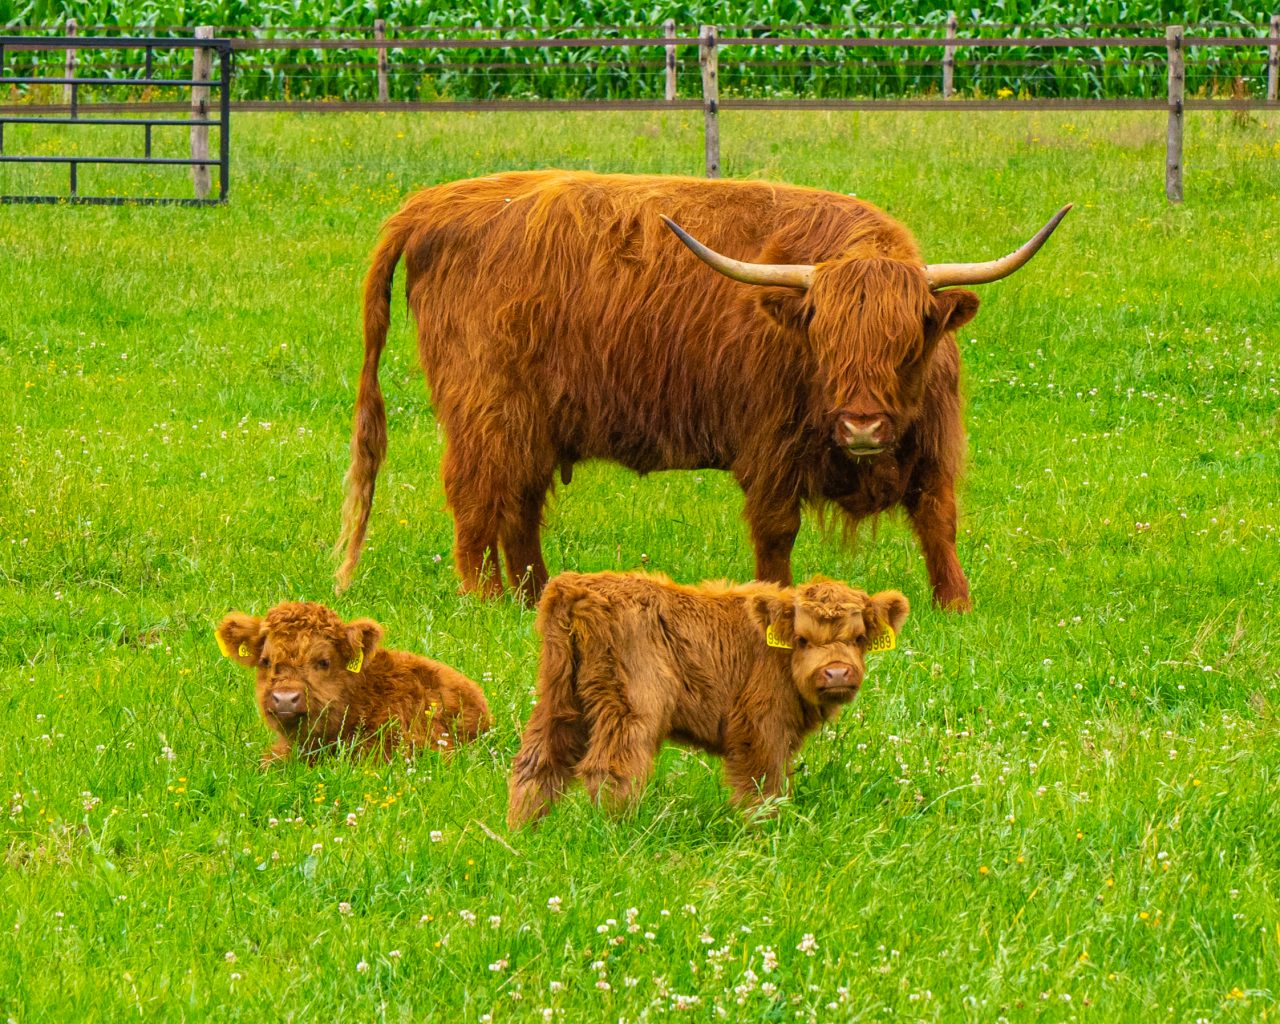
[216, 613, 265, 668]
[748, 594, 797, 650]
[866, 590, 909, 640]
[343, 617, 383, 673]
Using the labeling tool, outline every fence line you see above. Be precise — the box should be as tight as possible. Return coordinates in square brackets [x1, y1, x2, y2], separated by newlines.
[4, 22, 1278, 203]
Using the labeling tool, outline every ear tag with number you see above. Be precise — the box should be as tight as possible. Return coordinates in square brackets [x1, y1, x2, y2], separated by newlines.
[765, 624, 792, 650]
[867, 626, 896, 654]
[346, 649, 364, 674]
[238, 642, 250, 658]
[215, 630, 231, 658]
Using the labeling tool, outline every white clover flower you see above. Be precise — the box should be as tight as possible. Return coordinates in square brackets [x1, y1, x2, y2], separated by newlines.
[796, 934, 818, 956]
[459, 910, 476, 926]
[356, 960, 369, 973]
[224, 951, 236, 963]
[338, 902, 352, 916]
[547, 896, 562, 912]
[430, 830, 443, 842]
[489, 915, 502, 929]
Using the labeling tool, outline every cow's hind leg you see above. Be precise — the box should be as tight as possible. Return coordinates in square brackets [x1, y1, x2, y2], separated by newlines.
[500, 478, 552, 607]
[442, 443, 504, 598]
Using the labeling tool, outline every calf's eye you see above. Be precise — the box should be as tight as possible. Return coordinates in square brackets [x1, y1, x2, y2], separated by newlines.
[259, 656, 270, 668]
[795, 636, 808, 649]
[316, 658, 330, 670]
[855, 634, 867, 646]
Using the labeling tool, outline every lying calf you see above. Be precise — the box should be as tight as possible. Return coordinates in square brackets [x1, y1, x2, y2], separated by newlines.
[507, 572, 907, 827]
[217, 601, 490, 764]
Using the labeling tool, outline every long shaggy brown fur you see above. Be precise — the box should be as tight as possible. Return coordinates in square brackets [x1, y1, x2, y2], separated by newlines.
[335, 171, 981, 608]
[506, 571, 909, 827]
[216, 601, 490, 765]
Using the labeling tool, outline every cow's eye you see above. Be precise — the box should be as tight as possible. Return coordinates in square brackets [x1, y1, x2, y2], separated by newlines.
[259, 656, 270, 668]
[315, 658, 330, 671]
[795, 636, 809, 649]
[855, 634, 868, 646]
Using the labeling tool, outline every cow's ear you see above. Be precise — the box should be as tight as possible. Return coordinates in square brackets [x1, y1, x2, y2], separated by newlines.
[927, 288, 980, 342]
[756, 287, 813, 332]
[865, 590, 909, 642]
[216, 613, 265, 669]
[748, 594, 796, 649]
[342, 617, 383, 673]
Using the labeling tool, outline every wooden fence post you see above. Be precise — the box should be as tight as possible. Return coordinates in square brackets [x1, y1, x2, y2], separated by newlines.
[192, 25, 213, 200]
[943, 12, 957, 98]
[63, 19, 76, 106]
[700, 24, 719, 178]
[664, 18, 677, 101]
[1268, 13, 1279, 102]
[1165, 25, 1184, 203]
[375, 19, 389, 103]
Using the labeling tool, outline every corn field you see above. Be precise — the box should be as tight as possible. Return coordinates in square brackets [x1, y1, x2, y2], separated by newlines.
[2, 1, 1276, 102]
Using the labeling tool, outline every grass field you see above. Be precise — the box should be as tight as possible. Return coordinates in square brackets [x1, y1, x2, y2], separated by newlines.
[1, 108, 1278, 1021]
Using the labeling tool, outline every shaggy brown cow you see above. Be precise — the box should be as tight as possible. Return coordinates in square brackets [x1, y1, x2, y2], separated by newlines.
[506, 571, 908, 827]
[335, 170, 1069, 610]
[216, 601, 490, 764]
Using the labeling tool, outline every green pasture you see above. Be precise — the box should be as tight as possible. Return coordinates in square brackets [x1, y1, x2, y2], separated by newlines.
[1, 109, 1278, 1020]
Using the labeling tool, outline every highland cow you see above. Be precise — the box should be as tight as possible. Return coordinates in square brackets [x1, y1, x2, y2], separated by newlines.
[506, 572, 908, 827]
[216, 601, 490, 765]
[334, 170, 1069, 610]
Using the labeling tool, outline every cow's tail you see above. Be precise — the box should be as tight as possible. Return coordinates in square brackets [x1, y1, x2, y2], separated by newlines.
[334, 211, 415, 592]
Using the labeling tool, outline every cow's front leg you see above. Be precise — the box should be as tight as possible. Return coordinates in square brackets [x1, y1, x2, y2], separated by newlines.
[905, 476, 971, 611]
[742, 487, 801, 586]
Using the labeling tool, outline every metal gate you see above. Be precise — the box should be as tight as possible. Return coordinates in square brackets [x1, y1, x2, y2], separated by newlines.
[0, 36, 231, 205]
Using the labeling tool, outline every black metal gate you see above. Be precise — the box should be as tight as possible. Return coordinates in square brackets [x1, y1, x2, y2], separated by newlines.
[0, 36, 231, 205]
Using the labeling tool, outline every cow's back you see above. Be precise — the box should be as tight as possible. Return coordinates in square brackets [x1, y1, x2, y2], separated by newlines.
[396, 171, 917, 470]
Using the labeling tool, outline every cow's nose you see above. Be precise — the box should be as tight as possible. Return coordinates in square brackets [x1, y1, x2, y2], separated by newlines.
[269, 689, 304, 715]
[838, 414, 890, 451]
[821, 663, 854, 688]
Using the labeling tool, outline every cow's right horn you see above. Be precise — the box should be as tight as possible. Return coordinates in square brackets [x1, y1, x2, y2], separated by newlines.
[662, 216, 814, 289]
[924, 205, 1072, 288]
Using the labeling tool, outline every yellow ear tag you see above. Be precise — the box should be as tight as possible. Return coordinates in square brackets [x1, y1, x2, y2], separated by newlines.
[765, 624, 792, 649]
[238, 642, 250, 658]
[346, 649, 364, 674]
[867, 626, 897, 654]
[215, 630, 231, 658]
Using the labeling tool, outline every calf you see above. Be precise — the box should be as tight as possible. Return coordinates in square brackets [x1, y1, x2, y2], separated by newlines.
[216, 601, 490, 765]
[507, 572, 908, 827]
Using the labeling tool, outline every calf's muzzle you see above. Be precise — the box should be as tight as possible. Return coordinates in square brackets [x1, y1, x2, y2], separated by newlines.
[268, 688, 305, 722]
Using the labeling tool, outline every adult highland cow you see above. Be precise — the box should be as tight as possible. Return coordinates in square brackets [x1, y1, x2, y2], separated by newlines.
[335, 171, 1068, 610]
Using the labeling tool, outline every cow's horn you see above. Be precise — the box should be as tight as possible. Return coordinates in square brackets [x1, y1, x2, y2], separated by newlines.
[662, 216, 814, 290]
[924, 204, 1072, 288]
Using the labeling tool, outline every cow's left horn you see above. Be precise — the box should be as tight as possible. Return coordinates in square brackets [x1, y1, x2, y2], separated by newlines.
[924, 204, 1072, 288]
[662, 216, 814, 290]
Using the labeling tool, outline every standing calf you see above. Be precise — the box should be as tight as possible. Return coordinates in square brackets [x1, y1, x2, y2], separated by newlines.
[507, 572, 908, 827]
[217, 601, 490, 765]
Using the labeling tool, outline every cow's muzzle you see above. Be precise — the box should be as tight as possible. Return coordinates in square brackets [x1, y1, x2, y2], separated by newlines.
[836, 414, 893, 457]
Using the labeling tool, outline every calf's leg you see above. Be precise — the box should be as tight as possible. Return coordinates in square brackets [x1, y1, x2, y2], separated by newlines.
[507, 700, 587, 828]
